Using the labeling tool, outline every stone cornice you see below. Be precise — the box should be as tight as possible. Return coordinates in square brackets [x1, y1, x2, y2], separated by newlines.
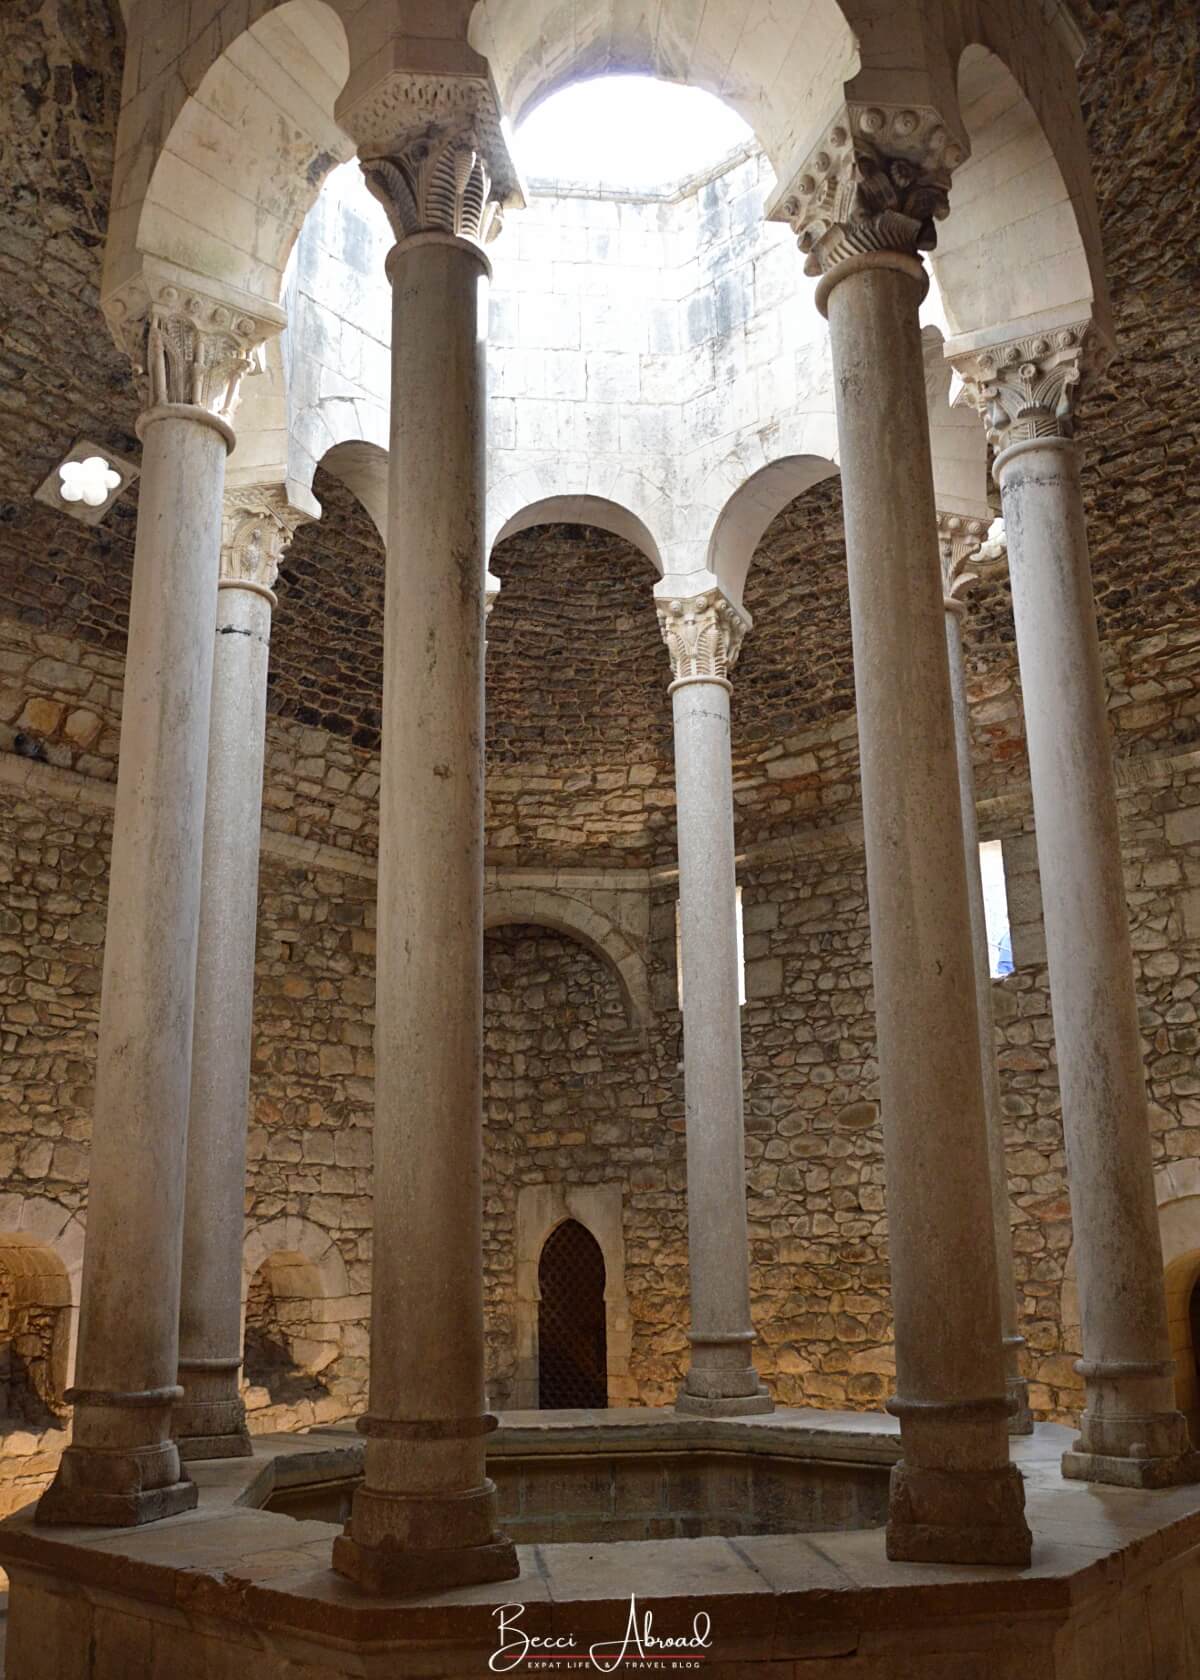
[772, 104, 964, 276]
[220, 487, 310, 595]
[657, 590, 748, 684]
[948, 320, 1106, 450]
[103, 262, 283, 425]
[938, 513, 990, 610]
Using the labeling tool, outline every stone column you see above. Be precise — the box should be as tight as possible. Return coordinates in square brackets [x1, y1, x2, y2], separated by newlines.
[938, 514, 1032, 1435]
[952, 329, 1198, 1487]
[780, 108, 1030, 1565]
[657, 588, 772, 1417]
[38, 275, 278, 1525]
[330, 121, 519, 1595]
[174, 489, 305, 1460]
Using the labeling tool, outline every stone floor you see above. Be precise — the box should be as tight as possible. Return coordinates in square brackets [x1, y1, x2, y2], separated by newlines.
[2, 1411, 1200, 1676]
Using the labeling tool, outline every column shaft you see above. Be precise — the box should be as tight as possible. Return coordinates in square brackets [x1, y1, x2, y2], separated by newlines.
[820, 252, 1029, 1564]
[38, 407, 228, 1524]
[996, 436, 1196, 1485]
[331, 232, 517, 1595]
[176, 541, 280, 1459]
[942, 597, 1032, 1433]
[669, 666, 771, 1415]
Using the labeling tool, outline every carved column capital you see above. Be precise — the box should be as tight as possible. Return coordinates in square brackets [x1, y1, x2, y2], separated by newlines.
[937, 513, 990, 613]
[220, 487, 309, 599]
[657, 590, 748, 686]
[363, 123, 506, 248]
[349, 71, 521, 250]
[104, 264, 283, 427]
[948, 321, 1105, 451]
[774, 104, 964, 277]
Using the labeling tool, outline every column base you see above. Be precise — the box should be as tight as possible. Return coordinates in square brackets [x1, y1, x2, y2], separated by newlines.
[1007, 1376, 1035, 1437]
[176, 1429, 254, 1462]
[886, 1461, 1031, 1567]
[1062, 1445, 1200, 1489]
[37, 1444, 197, 1529]
[331, 1533, 520, 1597]
[333, 1475, 519, 1598]
[1063, 1396, 1199, 1486]
[675, 1383, 774, 1418]
[174, 1394, 253, 1461]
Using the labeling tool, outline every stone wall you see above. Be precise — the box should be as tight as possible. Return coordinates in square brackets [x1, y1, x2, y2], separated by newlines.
[482, 923, 685, 1407]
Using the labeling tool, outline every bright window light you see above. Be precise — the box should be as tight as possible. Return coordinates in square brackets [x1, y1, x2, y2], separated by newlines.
[59, 455, 120, 508]
[979, 840, 1013, 978]
[677, 888, 746, 1009]
[514, 76, 754, 192]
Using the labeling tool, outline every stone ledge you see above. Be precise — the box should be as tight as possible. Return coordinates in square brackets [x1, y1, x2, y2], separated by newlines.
[4, 1416, 1200, 1676]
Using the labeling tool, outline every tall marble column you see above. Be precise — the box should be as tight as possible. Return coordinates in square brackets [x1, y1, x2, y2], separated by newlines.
[39, 275, 278, 1525]
[330, 121, 519, 1595]
[657, 588, 772, 1417]
[174, 488, 305, 1460]
[938, 514, 1032, 1435]
[780, 109, 1030, 1564]
[952, 328, 1198, 1487]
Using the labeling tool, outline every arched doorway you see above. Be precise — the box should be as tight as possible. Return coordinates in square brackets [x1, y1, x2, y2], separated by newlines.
[538, 1220, 607, 1409]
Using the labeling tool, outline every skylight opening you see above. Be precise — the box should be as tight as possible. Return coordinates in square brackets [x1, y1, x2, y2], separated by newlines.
[513, 75, 755, 194]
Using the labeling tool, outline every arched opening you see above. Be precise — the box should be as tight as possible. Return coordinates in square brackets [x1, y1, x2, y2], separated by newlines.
[485, 891, 653, 1035]
[486, 519, 670, 870]
[512, 74, 753, 193]
[1164, 1250, 1200, 1446]
[932, 44, 1099, 343]
[113, 0, 352, 306]
[493, 496, 663, 576]
[537, 1220, 608, 1409]
[243, 1251, 336, 1412]
[706, 455, 840, 607]
[0, 1236, 72, 1431]
[267, 455, 386, 751]
[468, 0, 860, 191]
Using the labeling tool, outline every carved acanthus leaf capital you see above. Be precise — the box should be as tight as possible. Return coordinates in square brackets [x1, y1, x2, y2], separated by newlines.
[937, 513, 990, 609]
[948, 322, 1106, 450]
[220, 487, 309, 594]
[363, 122, 505, 247]
[775, 105, 965, 277]
[657, 591, 748, 684]
[104, 267, 282, 424]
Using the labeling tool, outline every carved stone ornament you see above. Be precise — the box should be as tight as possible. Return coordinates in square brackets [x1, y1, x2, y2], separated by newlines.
[657, 591, 748, 684]
[937, 513, 990, 609]
[339, 69, 522, 211]
[949, 322, 1103, 449]
[363, 121, 506, 247]
[104, 270, 282, 423]
[220, 487, 308, 593]
[776, 105, 964, 277]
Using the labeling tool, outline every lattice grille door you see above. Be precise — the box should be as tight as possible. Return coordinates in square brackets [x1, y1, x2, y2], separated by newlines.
[537, 1219, 608, 1409]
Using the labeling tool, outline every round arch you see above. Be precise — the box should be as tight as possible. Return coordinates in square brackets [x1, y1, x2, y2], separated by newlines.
[243, 1215, 350, 1306]
[488, 470, 669, 576]
[931, 39, 1106, 345]
[0, 1196, 86, 1408]
[468, 0, 860, 190]
[705, 454, 840, 604]
[105, 2, 353, 308]
[484, 887, 654, 1035]
[317, 440, 390, 542]
[493, 496, 663, 575]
